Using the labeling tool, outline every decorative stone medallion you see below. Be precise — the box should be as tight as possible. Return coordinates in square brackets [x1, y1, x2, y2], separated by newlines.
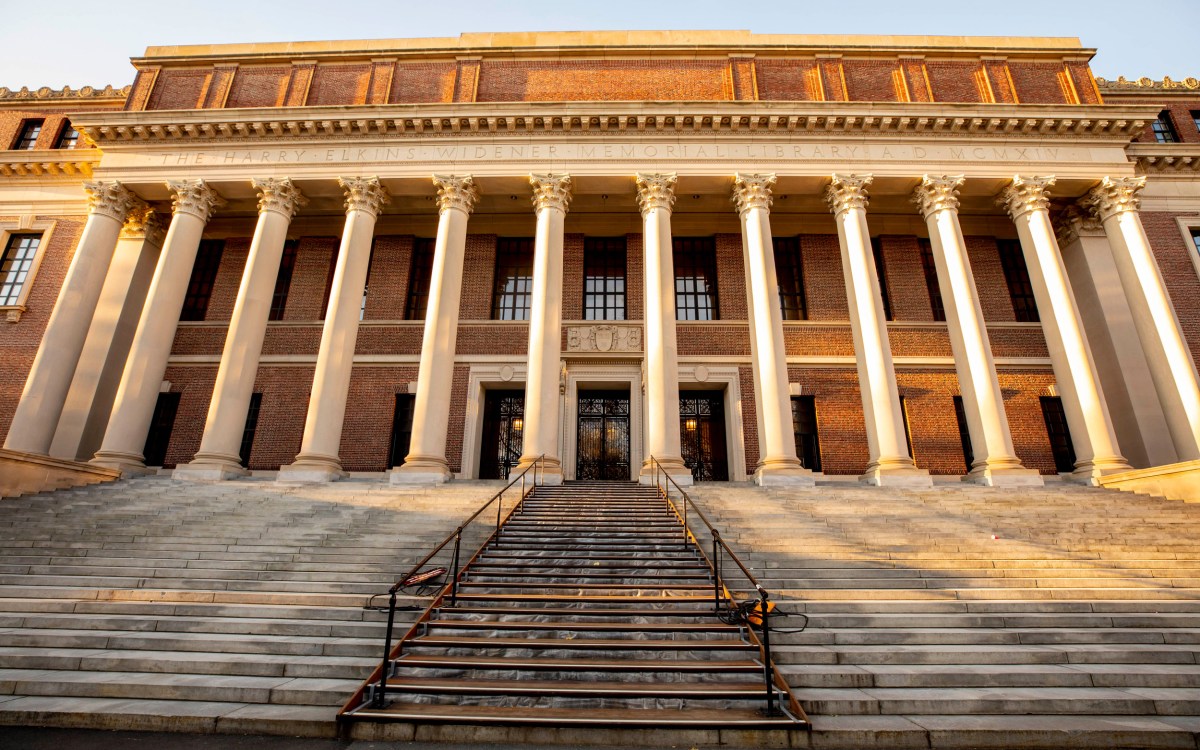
[566, 325, 643, 353]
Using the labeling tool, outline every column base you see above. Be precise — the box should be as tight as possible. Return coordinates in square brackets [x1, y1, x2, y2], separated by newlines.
[90, 450, 157, 477]
[1066, 456, 1136, 486]
[173, 452, 249, 481]
[639, 457, 694, 487]
[277, 453, 347, 483]
[515, 456, 563, 485]
[861, 457, 934, 488]
[964, 459, 1045, 487]
[390, 456, 452, 485]
[754, 457, 816, 487]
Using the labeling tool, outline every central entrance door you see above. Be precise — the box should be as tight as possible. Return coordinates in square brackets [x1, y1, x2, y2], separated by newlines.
[479, 389, 524, 479]
[680, 392, 729, 481]
[576, 389, 631, 481]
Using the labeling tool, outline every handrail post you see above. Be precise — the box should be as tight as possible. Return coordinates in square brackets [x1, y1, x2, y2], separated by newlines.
[371, 590, 397, 708]
[759, 587, 777, 716]
[449, 529, 462, 606]
[712, 532, 722, 612]
[683, 497, 688, 548]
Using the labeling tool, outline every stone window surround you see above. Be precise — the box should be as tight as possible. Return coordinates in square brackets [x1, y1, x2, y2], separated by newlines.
[1174, 216, 1200, 284]
[0, 217, 57, 323]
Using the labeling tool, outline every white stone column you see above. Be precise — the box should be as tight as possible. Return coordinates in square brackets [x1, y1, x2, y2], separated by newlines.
[1081, 176, 1200, 462]
[912, 175, 1042, 486]
[515, 174, 571, 484]
[827, 174, 932, 487]
[1000, 176, 1132, 482]
[50, 208, 165, 461]
[393, 175, 479, 484]
[1057, 208, 1177, 468]
[636, 173, 691, 486]
[92, 180, 224, 474]
[732, 173, 814, 487]
[4, 181, 143, 456]
[278, 177, 388, 482]
[175, 178, 307, 480]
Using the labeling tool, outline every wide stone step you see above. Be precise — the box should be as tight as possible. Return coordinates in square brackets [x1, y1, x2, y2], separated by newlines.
[794, 686, 1200, 716]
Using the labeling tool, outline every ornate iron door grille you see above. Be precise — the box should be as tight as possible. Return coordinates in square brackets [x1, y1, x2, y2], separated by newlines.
[679, 393, 729, 481]
[575, 391, 631, 480]
[480, 390, 525, 479]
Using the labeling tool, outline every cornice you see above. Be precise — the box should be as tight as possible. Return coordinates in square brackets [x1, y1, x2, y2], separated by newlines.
[1095, 76, 1199, 91]
[0, 148, 100, 178]
[1127, 144, 1200, 174]
[0, 84, 130, 107]
[71, 102, 1156, 146]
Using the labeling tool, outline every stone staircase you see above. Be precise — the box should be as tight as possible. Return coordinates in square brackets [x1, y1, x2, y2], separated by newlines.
[690, 482, 1200, 749]
[0, 476, 497, 737]
[0, 475, 1198, 747]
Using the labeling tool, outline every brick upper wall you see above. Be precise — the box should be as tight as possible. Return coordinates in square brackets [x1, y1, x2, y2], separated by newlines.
[135, 52, 1093, 110]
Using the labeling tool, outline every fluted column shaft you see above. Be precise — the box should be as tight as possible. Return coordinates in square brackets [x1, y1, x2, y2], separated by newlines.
[50, 209, 164, 461]
[395, 176, 478, 484]
[5, 182, 143, 455]
[278, 178, 388, 482]
[1082, 177, 1200, 461]
[1001, 177, 1131, 481]
[733, 174, 813, 487]
[636, 173, 691, 485]
[828, 175, 931, 487]
[176, 179, 306, 480]
[913, 175, 1042, 486]
[92, 180, 224, 474]
[516, 174, 571, 483]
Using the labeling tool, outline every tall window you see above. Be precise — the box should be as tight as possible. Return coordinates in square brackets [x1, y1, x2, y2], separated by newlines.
[1152, 110, 1179, 143]
[390, 394, 416, 467]
[0, 234, 41, 306]
[996, 240, 1039, 322]
[791, 396, 821, 472]
[774, 236, 808, 321]
[898, 395, 915, 459]
[268, 240, 299, 321]
[953, 396, 974, 472]
[359, 244, 375, 321]
[405, 238, 435, 320]
[142, 393, 181, 468]
[491, 238, 534, 320]
[179, 240, 225, 321]
[1192, 110, 1200, 134]
[918, 239, 946, 322]
[1191, 228, 1200, 261]
[238, 393, 263, 468]
[583, 237, 627, 320]
[1041, 396, 1077, 474]
[673, 237, 719, 321]
[54, 123, 80, 149]
[13, 120, 42, 150]
[871, 238, 893, 320]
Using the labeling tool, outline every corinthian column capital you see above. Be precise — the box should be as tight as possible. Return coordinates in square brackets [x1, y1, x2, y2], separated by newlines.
[824, 173, 874, 216]
[529, 173, 572, 213]
[912, 175, 965, 220]
[731, 173, 776, 216]
[1053, 205, 1105, 247]
[166, 179, 225, 222]
[432, 174, 479, 215]
[252, 177, 307, 220]
[84, 180, 144, 223]
[338, 176, 389, 217]
[635, 173, 677, 216]
[1080, 176, 1146, 222]
[999, 175, 1056, 221]
[120, 205, 166, 245]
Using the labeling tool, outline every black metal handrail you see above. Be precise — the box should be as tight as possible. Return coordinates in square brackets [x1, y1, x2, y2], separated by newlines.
[647, 456, 800, 720]
[357, 455, 545, 711]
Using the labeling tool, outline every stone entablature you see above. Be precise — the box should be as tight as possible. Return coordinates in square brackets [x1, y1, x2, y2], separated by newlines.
[124, 31, 1104, 112]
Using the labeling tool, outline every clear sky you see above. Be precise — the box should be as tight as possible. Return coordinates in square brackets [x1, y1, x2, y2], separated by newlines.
[2, 0, 1196, 89]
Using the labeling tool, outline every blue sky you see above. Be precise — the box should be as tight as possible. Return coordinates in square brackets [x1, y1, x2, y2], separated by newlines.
[2, 0, 1195, 89]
